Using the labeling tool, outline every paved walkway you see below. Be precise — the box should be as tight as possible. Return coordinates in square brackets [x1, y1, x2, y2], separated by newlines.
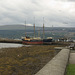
[69, 53, 75, 64]
[35, 49, 70, 75]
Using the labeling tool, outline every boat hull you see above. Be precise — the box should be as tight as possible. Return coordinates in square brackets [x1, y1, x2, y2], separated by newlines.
[22, 40, 43, 45]
[22, 39, 52, 45]
[43, 39, 52, 45]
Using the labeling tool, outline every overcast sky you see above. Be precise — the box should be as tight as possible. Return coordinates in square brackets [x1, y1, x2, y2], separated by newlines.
[0, 0, 75, 27]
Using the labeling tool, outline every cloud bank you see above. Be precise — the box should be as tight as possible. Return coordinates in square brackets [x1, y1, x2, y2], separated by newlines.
[0, 0, 75, 27]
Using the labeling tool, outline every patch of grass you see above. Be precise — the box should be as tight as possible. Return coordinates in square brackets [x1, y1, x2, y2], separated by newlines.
[66, 64, 75, 75]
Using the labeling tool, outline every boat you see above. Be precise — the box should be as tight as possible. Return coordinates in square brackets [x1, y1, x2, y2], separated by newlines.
[22, 18, 53, 45]
[42, 17, 53, 44]
[22, 36, 43, 45]
[22, 19, 43, 45]
[43, 37, 53, 44]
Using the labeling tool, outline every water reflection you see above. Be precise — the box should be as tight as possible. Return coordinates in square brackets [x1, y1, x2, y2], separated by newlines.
[0, 43, 23, 49]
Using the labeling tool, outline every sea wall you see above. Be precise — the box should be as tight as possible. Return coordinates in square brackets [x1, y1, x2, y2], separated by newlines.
[35, 48, 70, 75]
[0, 38, 22, 44]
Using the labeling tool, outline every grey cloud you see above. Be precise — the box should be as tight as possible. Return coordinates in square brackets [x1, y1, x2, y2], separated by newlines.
[0, 0, 75, 27]
[68, 0, 75, 1]
[56, 0, 75, 2]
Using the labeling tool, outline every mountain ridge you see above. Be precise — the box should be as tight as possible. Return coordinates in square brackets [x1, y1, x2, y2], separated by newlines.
[0, 25, 34, 30]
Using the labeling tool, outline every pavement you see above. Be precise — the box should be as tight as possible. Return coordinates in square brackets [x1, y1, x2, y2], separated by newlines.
[69, 52, 75, 64]
[35, 49, 70, 75]
[69, 49, 75, 64]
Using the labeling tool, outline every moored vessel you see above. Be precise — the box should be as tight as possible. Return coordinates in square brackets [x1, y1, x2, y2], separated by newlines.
[22, 19, 43, 45]
[22, 36, 43, 45]
[42, 17, 53, 44]
[43, 37, 53, 44]
[22, 18, 53, 45]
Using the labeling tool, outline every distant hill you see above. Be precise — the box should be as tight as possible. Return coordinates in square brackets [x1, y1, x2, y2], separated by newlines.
[0, 25, 48, 31]
[0, 25, 74, 31]
[0, 25, 34, 30]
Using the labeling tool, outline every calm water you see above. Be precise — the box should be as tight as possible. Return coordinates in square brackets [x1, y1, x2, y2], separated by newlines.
[0, 30, 26, 39]
[0, 30, 67, 40]
[0, 43, 23, 49]
[0, 29, 75, 40]
[0, 43, 31, 49]
[0, 30, 34, 39]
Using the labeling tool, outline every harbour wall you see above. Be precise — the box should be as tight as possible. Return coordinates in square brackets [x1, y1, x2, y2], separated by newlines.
[0, 38, 22, 44]
[35, 48, 70, 75]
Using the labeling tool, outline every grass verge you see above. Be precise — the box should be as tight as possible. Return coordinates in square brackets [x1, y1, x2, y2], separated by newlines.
[66, 64, 75, 75]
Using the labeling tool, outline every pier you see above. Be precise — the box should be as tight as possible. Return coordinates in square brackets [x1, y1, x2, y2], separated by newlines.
[0, 38, 22, 44]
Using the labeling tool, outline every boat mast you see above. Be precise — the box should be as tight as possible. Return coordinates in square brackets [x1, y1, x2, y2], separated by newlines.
[34, 17, 35, 38]
[43, 17, 45, 39]
[38, 28, 40, 37]
[25, 20, 26, 37]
